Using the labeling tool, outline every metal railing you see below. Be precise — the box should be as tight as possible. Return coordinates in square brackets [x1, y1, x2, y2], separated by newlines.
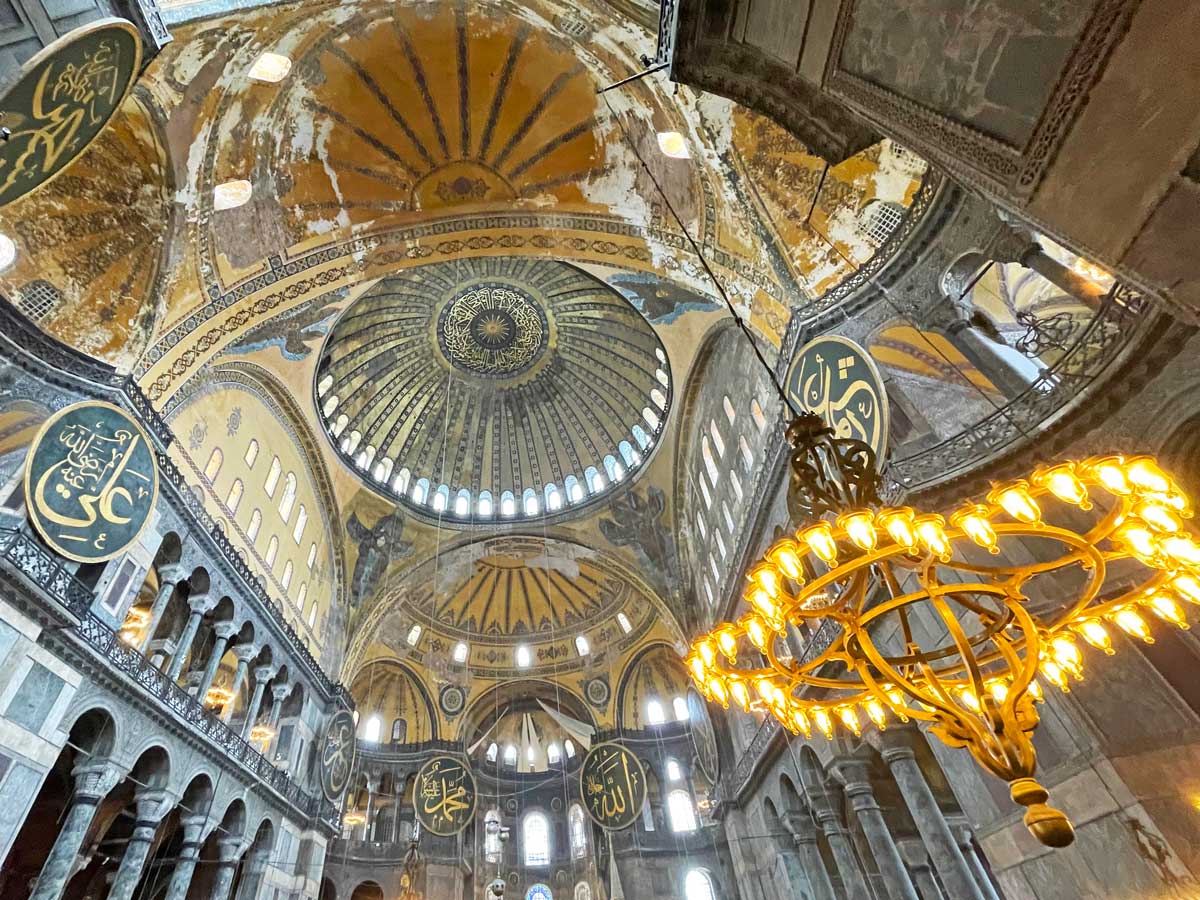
[0, 528, 341, 830]
[888, 283, 1153, 491]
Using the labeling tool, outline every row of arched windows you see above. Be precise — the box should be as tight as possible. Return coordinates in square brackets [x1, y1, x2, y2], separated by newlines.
[516, 873, 713, 900]
[203, 440, 322, 636]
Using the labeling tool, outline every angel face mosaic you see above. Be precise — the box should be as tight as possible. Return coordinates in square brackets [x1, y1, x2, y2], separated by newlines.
[25, 401, 158, 562]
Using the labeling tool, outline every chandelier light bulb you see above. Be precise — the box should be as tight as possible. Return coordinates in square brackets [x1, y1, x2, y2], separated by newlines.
[1086, 458, 1131, 495]
[1126, 458, 1171, 494]
[1172, 575, 1200, 605]
[768, 539, 805, 580]
[749, 563, 783, 598]
[987, 679, 1009, 703]
[992, 483, 1042, 524]
[746, 587, 779, 624]
[914, 514, 953, 561]
[1160, 535, 1200, 566]
[729, 679, 751, 711]
[952, 505, 1000, 553]
[1049, 636, 1084, 678]
[715, 627, 738, 661]
[1114, 522, 1160, 560]
[1146, 592, 1188, 629]
[1039, 465, 1091, 509]
[742, 614, 769, 651]
[688, 655, 705, 682]
[1111, 607, 1154, 643]
[1028, 679, 1045, 702]
[799, 523, 838, 564]
[838, 511, 877, 551]
[1134, 502, 1182, 533]
[957, 687, 981, 713]
[812, 707, 834, 739]
[1039, 659, 1070, 692]
[696, 639, 716, 668]
[838, 706, 862, 736]
[864, 697, 888, 730]
[878, 508, 918, 551]
[706, 676, 729, 706]
[755, 677, 775, 704]
[790, 708, 812, 738]
[1076, 619, 1115, 654]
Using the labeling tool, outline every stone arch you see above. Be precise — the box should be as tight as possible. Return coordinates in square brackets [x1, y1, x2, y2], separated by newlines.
[615, 641, 690, 731]
[349, 881, 384, 900]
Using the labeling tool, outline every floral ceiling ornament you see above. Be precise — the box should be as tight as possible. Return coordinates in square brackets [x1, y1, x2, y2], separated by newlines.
[687, 412, 1200, 848]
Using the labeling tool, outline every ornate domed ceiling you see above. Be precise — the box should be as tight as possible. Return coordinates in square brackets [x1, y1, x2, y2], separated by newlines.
[344, 535, 681, 681]
[316, 256, 671, 522]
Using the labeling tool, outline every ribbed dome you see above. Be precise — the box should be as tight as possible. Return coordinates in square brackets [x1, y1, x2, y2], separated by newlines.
[316, 257, 670, 521]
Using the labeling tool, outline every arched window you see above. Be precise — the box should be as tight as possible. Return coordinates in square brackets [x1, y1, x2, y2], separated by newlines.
[394, 467, 411, 495]
[407, 624, 422, 646]
[650, 388, 667, 410]
[643, 406, 660, 430]
[586, 467, 604, 493]
[575, 883, 591, 900]
[281, 560, 293, 591]
[307, 543, 317, 569]
[204, 448, 223, 481]
[364, 715, 381, 743]
[247, 508, 262, 541]
[432, 484, 449, 512]
[545, 483, 562, 511]
[523, 813, 551, 866]
[332, 414, 348, 437]
[265, 457, 282, 496]
[617, 612, 632, 633]
[412, 478, 429, 505]
[751, 399, 767, 431]
[721, 502, 735, 534]
[453, 642, 469, 663]
[322, 394, 339, 417]
[618, 441, 635, 466]
[575, 635, 590, 656]
[570, 804, 588, 858]
[500, 491, 516, 516]
[265, 535, 279, 567]
[739, 435, 754, 471]
[685, 869, 717, 900]
[722, 396, 736, 424]
[292, 504, 307, 542]
[698, 475, 713, 509]
[478, 491, 494, 517]
[455, 489, 470, 517]
[668, 790, 698, 833]
[244, 440, 259, 467]
[504, 745, 518, 766]
[317, 373, 333, 396]
[345, 430, 361, 454]
[666, 758, 682, 782]
[565, 475, 583, 503]
[564, 739, 576, 758]
[647, 698, 665, 725]
[308, 603, 317, 628]
[516, 645, 531, 668]
[547, 742, 561, 765]
[709, 420, 725, 457]
[296, 583, 307, 611]
[673, 696, 690, 722]
[486, 742, 499, 763]
[373, 456, 393, 484]
[729, 470, 744, 502]
[702, 437, 720, 485]
[279, 472, 297, 521]
[632, 425, 650, 449]
[226, 479, 244, 513]
[523, 488, 539, 516]
[391, 718, 407, 743]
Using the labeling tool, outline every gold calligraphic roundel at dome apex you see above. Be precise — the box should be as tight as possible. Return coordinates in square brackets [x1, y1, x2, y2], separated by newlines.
[316, 257, 671, 523]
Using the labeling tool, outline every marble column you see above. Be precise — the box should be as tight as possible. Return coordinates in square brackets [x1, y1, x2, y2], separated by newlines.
[31, 760, 124, 900]
[221, 644, 258, 724]
[938, 317, 1033, 400]
[140, 563, 187, 653]
[207, 835, 242, 900]
[835, 758, 920, 900]
[880, 732, 985, 900]
[782, 810, 837, 900]
[164, 815, 208, 900]
[108, 788, 171, 900]
[392, 787, 404, 843]
[167, 592, 214, 681]
[899, 839, 945, 900]
[241, 665, 276, 740]
[265, 682, 291, 761]
[952, 823, 1002, 900]
[364, 775, 380, 842]
[196, 622, 239, 702]
[1018, 245, 1107, 310]
[810, 794, 871, 900]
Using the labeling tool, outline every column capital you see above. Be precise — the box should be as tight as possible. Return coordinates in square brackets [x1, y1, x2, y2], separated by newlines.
[782, 809, 818, 844]
[985, 223, 1037, 265]
[131, 787, 174, 824]
[253, 664, 277, 683]
[271, 682, 292, 702]
[212, 620, 240, 640]
[234, 642, 261, 662]
[187, 591, 218, 614]
[897, 837, 932, 870]
[178, 814, 208, 845]
[216, 835, 243, 862]
[71, 759, 125, 802]
[366, 773, 382, 793]
[157, 562, 188, 586]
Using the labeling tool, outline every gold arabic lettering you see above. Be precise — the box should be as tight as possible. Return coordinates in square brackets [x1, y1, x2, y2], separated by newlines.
[34, 423, 147, 530]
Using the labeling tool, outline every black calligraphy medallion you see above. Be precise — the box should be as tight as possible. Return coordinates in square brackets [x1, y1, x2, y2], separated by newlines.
[414, 755, 478, 835]
[25, 401, 158, 563]
[579, 742, 647, 830]
[0, 19, 142, 208]
[319, 709, 356, 802]
[785, 335, 890, 459]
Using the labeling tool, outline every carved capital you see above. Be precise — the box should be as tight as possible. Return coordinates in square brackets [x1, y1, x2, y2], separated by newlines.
[986, 224, 1037, 266]
[187, 591, 218, 614]
[253, 664, 277, 684]
[71, 759, 125, 802]
[271, 682, 292, 702]
[212, 620, 240, 640]
[157, 562, 188, 587]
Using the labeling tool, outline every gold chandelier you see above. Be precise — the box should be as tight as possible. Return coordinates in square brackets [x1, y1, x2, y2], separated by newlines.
[686, 413, 1198, 847]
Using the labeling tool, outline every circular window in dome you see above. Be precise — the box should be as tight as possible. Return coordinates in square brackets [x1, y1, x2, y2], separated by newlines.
[316, 257, 671, 522]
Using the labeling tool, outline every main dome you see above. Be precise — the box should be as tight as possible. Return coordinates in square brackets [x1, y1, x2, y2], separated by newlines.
[316, 257, 671, 522]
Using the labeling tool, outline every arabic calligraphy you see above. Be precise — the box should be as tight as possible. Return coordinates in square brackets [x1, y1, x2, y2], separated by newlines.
[0, 20, 141, 208]
[319, 710, 356, 801]
[414, 756, 477, 835]
[785, 336, 890, 459]
[579, 742, 646, 830]
[25, 401, 158, 563]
